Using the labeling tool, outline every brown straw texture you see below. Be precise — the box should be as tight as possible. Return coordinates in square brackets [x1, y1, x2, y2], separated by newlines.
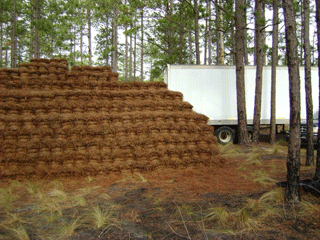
[0, 59, 220, 178]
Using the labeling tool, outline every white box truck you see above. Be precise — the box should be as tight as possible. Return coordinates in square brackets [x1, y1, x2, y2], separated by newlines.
[164, 65, 319, 144]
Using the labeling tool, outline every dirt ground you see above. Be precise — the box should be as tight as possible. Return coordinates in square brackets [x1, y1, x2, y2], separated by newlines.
[1, 133, 320, 240]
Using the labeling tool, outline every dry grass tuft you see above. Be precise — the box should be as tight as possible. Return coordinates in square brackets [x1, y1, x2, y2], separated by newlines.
[251, 170, 278, 186]
[8, 225, 30, 240]
[299, 198, 320, 219]
[218, 143, 244, 157]
[205, 188, 286, 232]
[0, 179, 120, 240]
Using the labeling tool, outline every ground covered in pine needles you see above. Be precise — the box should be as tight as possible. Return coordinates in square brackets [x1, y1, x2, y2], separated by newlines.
[1, 136, 320, 240]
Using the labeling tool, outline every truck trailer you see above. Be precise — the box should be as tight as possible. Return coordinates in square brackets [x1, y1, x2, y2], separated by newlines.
[164, 65, 319, 144]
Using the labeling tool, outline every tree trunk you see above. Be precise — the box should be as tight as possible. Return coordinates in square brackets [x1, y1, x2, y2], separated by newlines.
[300, 3, 304, 66]
[167, 0, 174, 58]
[283, 0, 301, 203]
[106, 17, 110, 66]
[204, 11, 208, 65]
[0, 21, 3, 67]
[315, 0, 320, 180]
[253, 0, 265, 143]
[30, 5, 35, 59]
[194, 0, 200, 64]
[112, 4, 118, 72]
[303, 0, 314, 166]
[80, 26, 83, 64]
[188, 31, 193, 63]
[134, 28, 137, 81]
[235, 0, 249, 145]
[262, 2, 267, 65]
[215, 0, 220, 65]
[179, 27, 185, 64]
[88, 8, 92, 66]
[140, 10, 144, 81]
[125, 24, 128, 81]
[35, 0, 40, 59]
[215, 0, 224, 65]
[51, 35, 54, 58]
[11, 0, 17, 68]
[208, 0, 212, 65]
[70, 37, 73, 66]
[244, 0, 249, 65]
[219, 1, 224, 65]
[129, 23, 133, 82]
[6, 44, 8, 67]
[270, 0, 279, 144]
[231, 12, 236, 65]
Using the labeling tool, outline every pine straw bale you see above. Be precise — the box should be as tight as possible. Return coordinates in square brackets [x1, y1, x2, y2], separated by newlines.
[30, 58, 50, 64]
[29, 59, 50, 74]
[0, 69, 18, 83]
[0, 68, 18, 76]
[0, 58, 221, 177]
[18, 63, 33, 73]
[48, 58, 68, 68]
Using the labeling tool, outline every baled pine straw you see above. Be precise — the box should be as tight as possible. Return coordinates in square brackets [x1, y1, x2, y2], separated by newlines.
[0, 59, 221, 177]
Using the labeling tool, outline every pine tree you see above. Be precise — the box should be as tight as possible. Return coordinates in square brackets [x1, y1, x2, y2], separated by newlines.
[235, 0, 249, 145]
[303, 0, 314, 166]
[283, 0, 301, 203]
[252, 0, 265, 143]
[270, 0, 279, 144]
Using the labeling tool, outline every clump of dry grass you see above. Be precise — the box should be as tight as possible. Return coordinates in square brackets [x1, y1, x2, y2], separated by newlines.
[251, 169, 278, 186]
[87, 205, 119, 230]
[58, 216, 82, 238]
[7, 225, 30, 240]
[298, 194, 320, 220]
[218, 143, 245, 157]
[0, 180, 120, 240]
[205, 188, 285, 233]
[265, 141, 288, 155]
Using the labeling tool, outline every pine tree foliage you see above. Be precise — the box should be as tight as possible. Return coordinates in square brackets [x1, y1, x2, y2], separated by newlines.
[0, 0, 318, 80]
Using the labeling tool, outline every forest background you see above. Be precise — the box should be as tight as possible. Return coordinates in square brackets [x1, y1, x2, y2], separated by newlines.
[1, 0, 317, 81]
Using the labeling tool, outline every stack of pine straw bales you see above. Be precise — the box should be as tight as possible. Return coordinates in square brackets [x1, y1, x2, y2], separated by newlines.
[0, 59, 221, 178]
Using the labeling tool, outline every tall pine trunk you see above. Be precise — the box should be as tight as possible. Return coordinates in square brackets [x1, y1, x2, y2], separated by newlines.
[0, 21, 3, 67]
[244, 0, 248, 65]
[129, 23, 133, 82]
[215, 0, 220, 65]
[215, 0, 224, 65]
[235, 0, 249, 145]
[303, 0, 314, 166]
[105, 17, 110, 66]
[253, 0, 265, 143]
[134, 28, 137, 81]
[11, 0, 17, 68]
[125, 23, 128, 81]
[140, 10, 144, 81]
[194, 0, 200, 64]
[112, 4, 118, 72]
[80, 26, 83, 64]
[88, 9, 92, 66]
[283, 0, 301, 203]
[208, 0, 212, 65]
[188, 31, 193, 63]
[270, 0, 279, 144]
[204, 16, 207, 65]
[315, 0, 320, 179]
[34, 0, 40, 59]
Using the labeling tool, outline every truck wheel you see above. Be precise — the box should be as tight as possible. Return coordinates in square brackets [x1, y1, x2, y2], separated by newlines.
[215, 127, 235, 145]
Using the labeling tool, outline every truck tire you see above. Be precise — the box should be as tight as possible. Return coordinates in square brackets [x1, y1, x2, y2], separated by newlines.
[215, 127, 235, 145]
